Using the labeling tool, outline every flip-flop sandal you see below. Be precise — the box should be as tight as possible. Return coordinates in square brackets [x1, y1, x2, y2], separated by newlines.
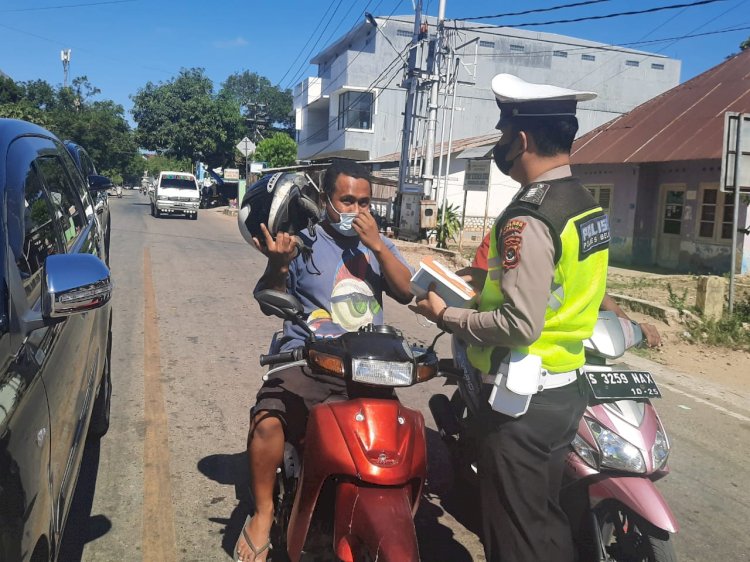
[234, 514, 272, 562]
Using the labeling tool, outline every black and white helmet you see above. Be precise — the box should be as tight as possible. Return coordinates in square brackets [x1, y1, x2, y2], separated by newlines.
[238, 172, 320, 248]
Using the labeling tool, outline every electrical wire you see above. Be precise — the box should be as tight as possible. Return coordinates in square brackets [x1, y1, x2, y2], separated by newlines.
[0, 0, 134, 12]
[305, 47, 409, 159]
[282, 0, 349, 90]
[275, 0, 341, 88]
[319, 0, 405, 98]
[467, 0, 728, 30]
[453, 0, 612, 22]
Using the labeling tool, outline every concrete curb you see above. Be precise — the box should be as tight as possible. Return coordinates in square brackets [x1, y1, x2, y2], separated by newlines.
[609, 292, 701, 325]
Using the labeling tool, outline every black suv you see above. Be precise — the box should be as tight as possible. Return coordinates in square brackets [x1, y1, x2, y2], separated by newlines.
[0, 119, 114, 561]
[63, 140, 111, 264]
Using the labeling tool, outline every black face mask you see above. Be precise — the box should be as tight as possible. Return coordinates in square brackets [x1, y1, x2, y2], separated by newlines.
[492, 136, 520, 176]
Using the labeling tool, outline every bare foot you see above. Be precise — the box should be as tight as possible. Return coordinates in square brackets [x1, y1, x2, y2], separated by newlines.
[235, 506, 273, 562]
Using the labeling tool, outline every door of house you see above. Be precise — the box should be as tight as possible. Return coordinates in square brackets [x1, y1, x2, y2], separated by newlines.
[656, 184, 686, 268]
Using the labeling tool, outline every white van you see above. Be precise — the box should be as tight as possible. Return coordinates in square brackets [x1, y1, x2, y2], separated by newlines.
[150, 171, 200, 220]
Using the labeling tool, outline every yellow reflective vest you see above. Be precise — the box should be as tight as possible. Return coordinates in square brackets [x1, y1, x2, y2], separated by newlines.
[467, 178, 610, 374]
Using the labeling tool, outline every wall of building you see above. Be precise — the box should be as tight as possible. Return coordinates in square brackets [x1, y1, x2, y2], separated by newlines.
[574, 160, 750, 273]
[295, 16, 681, 161]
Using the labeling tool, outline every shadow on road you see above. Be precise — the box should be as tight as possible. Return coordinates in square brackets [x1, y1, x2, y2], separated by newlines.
[415, 427, 481, 561]
[58, 440, 113, 561]
[198, 451, 251, 557]
[197, 429, 482, 561]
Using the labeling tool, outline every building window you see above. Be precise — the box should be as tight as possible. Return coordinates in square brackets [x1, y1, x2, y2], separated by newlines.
[582, 54, 596, 61]
[509, 44, 524, 52]
[625, 60, 640, 67]
[651, 63, 665, 70]
[479, 40, 495, 48]
[697, 186, 734, 241]
[396, 29, 412, 38]
[553, 50, 568, 58]
[337, 90, 374, 130]
[586, 184, 613, 214]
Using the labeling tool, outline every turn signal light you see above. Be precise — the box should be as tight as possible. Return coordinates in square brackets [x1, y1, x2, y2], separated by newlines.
[416, 364, 437, 382]
[309, 350, 345, 377]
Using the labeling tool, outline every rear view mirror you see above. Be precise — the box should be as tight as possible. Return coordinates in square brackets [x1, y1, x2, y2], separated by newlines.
[255, 289, 303, 320]
[88, 175, 113, 192]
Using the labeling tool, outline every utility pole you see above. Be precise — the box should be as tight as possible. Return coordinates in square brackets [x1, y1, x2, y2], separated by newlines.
[396, 0, 423, 197]
[61, 49, 71, 88]
[422, 0, 447, 198]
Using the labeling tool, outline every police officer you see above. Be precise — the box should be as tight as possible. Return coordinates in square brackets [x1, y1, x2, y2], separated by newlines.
[411, 73, 610, 562]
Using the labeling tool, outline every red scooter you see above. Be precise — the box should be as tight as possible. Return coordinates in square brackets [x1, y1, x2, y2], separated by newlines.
[255, 290, 438, 562]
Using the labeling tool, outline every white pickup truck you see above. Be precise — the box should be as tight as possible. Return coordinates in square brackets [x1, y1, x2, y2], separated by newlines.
[150, 171, 200, 220]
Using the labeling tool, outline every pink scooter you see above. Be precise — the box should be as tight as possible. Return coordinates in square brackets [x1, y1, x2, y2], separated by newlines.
[430, 311, 678, 562]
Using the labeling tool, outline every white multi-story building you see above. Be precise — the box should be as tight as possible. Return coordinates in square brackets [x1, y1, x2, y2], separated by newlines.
[293, 14, 682, 223]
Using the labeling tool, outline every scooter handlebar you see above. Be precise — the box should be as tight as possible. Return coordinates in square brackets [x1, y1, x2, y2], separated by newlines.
[259, 348, 304, 367]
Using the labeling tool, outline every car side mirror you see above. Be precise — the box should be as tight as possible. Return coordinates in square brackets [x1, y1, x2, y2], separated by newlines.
[88, 175, 113, 192]
[22, 254, 113, 334]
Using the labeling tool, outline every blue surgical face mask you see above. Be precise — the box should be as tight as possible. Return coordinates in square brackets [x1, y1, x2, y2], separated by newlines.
[327, 196, 359, 237]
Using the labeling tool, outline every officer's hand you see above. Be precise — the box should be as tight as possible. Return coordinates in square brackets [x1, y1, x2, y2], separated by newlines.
[640, 322, 662, 347]
[252, 223, 299, 269]
[353, 209, 383, 253]
[408, 284, 447, 323]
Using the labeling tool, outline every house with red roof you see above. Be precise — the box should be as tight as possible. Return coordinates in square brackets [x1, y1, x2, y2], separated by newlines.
[571, 49, 750, 274]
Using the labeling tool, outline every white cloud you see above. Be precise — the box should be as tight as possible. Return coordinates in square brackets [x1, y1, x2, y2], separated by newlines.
[213, 36, 248, 49]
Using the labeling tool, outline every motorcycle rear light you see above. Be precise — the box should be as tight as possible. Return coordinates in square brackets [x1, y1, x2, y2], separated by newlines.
[586, 420, 646, 473]
[352, 359, 413, 387]
[652, 428, 670, 470]
[308, 350, 345, 377]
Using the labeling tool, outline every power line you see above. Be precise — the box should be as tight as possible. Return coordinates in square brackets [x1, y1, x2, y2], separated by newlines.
[0, 0, 135, 12]
[453, 0, 612, 22]
[282, 0, 348, 90]
[470, 23, 750, 60]
[319, 0, 405, 98]
[275, 0, 340, 88]
[467, 0, 728, 30]
[306, 47, 408, 159]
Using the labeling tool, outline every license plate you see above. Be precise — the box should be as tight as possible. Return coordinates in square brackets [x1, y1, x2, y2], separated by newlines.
[584, 370, 661, 400]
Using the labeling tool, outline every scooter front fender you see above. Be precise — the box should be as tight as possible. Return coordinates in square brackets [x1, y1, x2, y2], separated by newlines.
[589, 476, 679, 533]
[333, 481, 420, 562]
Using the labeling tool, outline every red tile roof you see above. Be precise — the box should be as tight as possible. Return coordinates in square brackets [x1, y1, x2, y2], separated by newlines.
[571, 49, 750, 165]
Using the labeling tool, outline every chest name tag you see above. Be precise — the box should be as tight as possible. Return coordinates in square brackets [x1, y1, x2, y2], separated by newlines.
[576, 214, 610, 259]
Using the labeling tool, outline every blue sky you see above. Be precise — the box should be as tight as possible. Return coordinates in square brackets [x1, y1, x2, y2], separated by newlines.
[1, 0, 748, 120]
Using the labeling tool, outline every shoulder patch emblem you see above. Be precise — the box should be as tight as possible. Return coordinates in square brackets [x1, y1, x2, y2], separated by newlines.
[576, 213, 610, 259]
[501, 219, 527, 237]
[519, 183, 550, 205]
[502, 235, 523, 270]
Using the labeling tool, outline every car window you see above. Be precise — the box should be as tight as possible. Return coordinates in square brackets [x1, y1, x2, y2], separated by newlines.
[35, 155, 86, 250]
[18, 167, 62, 306]
[60, 146, 96, 220]
[79, 150, 97, 177]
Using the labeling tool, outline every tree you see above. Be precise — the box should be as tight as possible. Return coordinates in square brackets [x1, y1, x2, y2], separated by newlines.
[219, 71, 294, 134]
[0, 76, 137, 173]
[132, 68, 244, 167]
[741, 37, 750, 51]
[253, 132, 297, 168]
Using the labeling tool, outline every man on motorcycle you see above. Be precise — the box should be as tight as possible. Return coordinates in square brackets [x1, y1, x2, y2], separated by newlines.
[412, 74, 609, 562]
[234, 160, 413, 561]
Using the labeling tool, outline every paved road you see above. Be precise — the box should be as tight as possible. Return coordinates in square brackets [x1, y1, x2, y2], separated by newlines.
[60, 192, 748, 561]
